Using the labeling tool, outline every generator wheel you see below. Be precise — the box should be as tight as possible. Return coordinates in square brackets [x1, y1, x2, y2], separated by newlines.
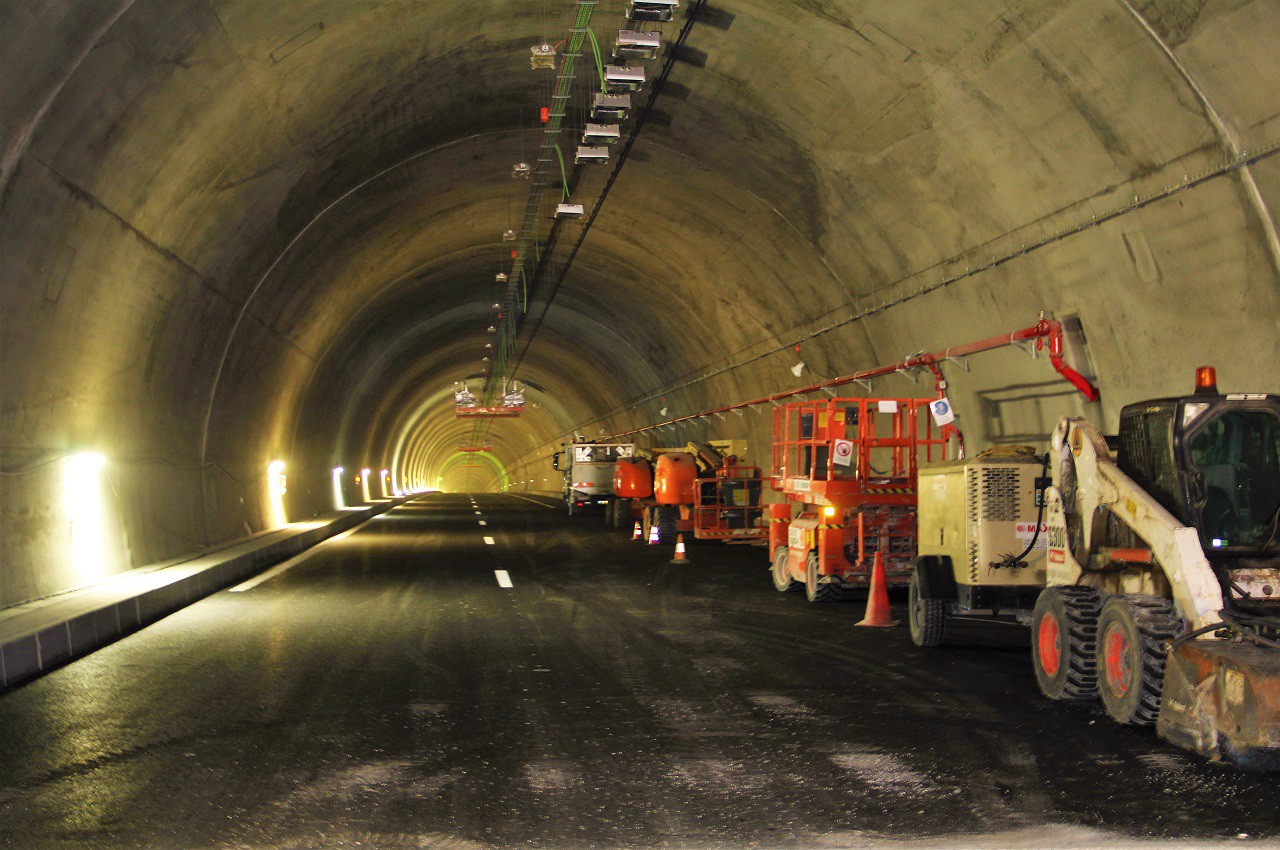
[1096, 594, 1181, 726]
[656, 505, 678, 546]
[1032, 586, 1101, 701]
[805, 551, 841, 603]
[772, 546, 801, 593]
[908, 566, 945, 648]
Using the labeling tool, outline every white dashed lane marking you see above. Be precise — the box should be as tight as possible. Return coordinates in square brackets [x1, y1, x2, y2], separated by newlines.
[495, 570, 513, 588]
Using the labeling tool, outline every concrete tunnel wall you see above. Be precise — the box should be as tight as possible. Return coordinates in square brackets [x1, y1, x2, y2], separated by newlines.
[1, 0, 1278, 607]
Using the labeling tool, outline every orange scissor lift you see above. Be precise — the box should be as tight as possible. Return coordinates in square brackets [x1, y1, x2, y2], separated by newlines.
[769, 397, 954, 602]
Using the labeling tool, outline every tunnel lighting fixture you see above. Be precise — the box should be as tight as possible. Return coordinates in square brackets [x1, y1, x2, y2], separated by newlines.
[556, 203, 585, 218]
[530, 42, 556, 69]
[604, 65, 645, 92]
[502, 229, 516, 242]
[496, 272, 508, 284]
[491, 302, 501, 310]
[482, 356, 490, 362]
[360, 468, 372, 503]
[791, 361, 806, 378]
[511, 161, 531, 179]
[331, 467, 346, 510]
[659, 406, 668, 417]
[485, 342, 493, 349]
[576, 145, 609, 165]
[64, 452, 115, 582]
[614, 30, 661, 60]
[266, 459, 288, 528]
[628, 0, 678, 22]
[582, 123, 621, 145]
[380, 469, 390, 499]
[487, 325, 496, 332]
[592, 93, 631, 121]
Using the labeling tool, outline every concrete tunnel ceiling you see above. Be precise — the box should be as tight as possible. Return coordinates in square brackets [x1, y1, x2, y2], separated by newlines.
[2, 0, 1280, 605]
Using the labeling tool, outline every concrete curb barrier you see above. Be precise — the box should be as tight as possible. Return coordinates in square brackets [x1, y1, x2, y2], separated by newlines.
[0, 498, 410, 690]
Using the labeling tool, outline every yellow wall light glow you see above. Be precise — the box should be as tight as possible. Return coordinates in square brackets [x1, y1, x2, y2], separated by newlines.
[62, 452, 119, 583]
[332, 466, 346, 510]
[380, 469, 390, 498]
[265, 460, 288, 528]
[360, 468, 372, 503]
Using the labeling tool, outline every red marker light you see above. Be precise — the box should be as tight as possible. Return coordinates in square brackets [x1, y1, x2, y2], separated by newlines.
[1194, 366, 1218, 394]
[540, 107, 549, 123]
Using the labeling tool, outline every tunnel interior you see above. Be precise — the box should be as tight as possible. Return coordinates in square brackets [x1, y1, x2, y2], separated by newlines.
[2, 0, 1279, 607]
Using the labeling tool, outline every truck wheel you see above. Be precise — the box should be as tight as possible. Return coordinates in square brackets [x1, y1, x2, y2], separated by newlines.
[1032, 586, 1101, 701]
[656, 505, 678, 545]
[908, 567, 945, 648]
[1095, 594, 1181, 726]
[805, 551, 841, 603]
[772, 547, 801, 592]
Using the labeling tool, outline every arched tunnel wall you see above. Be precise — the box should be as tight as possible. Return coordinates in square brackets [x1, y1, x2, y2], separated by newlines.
[1, 0, 1278, 607]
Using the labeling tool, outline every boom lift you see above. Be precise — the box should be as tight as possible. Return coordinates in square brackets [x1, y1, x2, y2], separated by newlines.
[1030, 367, 1280, 766]
[769, 397, 954, 602]
[612, 441, 766, 544]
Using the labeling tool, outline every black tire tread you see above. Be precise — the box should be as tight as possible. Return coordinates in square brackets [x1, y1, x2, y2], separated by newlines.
[908, 567, 945, 648]
[1099, 594, 1181, 726]
[1033, 586, 1102, 701]
[656, 505, 678, 546]
[805, 552, 842, 603]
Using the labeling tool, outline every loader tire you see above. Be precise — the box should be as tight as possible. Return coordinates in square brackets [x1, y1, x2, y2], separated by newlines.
[805, 551, 842, 603]
[1096, 594, 1182, 726]
[772, 546, 801, 593]
[1032, 586, 1101, 701]
[908, 567, 945, 648]
[612, 498, 632, 530]
[656, 505, 678, 546]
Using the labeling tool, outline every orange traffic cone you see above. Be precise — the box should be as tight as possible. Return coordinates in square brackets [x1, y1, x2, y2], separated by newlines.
[670, 534, 689, 565]
[856, 551, 899, 628]
[647, 523, 660, 545]
[632, 521, 643, 541]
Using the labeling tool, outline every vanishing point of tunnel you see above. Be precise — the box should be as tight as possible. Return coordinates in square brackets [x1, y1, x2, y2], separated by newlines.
[2, 1, 1280, 848]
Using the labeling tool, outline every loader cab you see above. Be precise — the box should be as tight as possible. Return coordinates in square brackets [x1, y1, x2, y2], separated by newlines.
[1117, 368, 1280, 556]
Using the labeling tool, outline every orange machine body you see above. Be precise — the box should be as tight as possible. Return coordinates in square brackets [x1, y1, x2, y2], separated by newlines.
[613, 457, 654, 499]
[654, 453, 698, 505]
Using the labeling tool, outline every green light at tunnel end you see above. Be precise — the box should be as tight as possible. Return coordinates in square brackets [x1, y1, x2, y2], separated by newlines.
[437, 450, 510, 491]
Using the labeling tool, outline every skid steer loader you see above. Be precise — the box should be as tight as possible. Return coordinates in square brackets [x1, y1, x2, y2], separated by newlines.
[1035, 367, 1280, 768]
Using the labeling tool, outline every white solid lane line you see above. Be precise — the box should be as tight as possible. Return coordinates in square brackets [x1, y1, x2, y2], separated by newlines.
[483, 536, 495, 545]
[495, 570, 513, 588]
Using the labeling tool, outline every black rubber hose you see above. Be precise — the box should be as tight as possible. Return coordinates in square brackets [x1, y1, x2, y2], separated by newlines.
[991, 452, 1050, 569]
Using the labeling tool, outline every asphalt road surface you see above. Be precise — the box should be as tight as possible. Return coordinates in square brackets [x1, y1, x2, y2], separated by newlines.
[0, 493, 1276, 849]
